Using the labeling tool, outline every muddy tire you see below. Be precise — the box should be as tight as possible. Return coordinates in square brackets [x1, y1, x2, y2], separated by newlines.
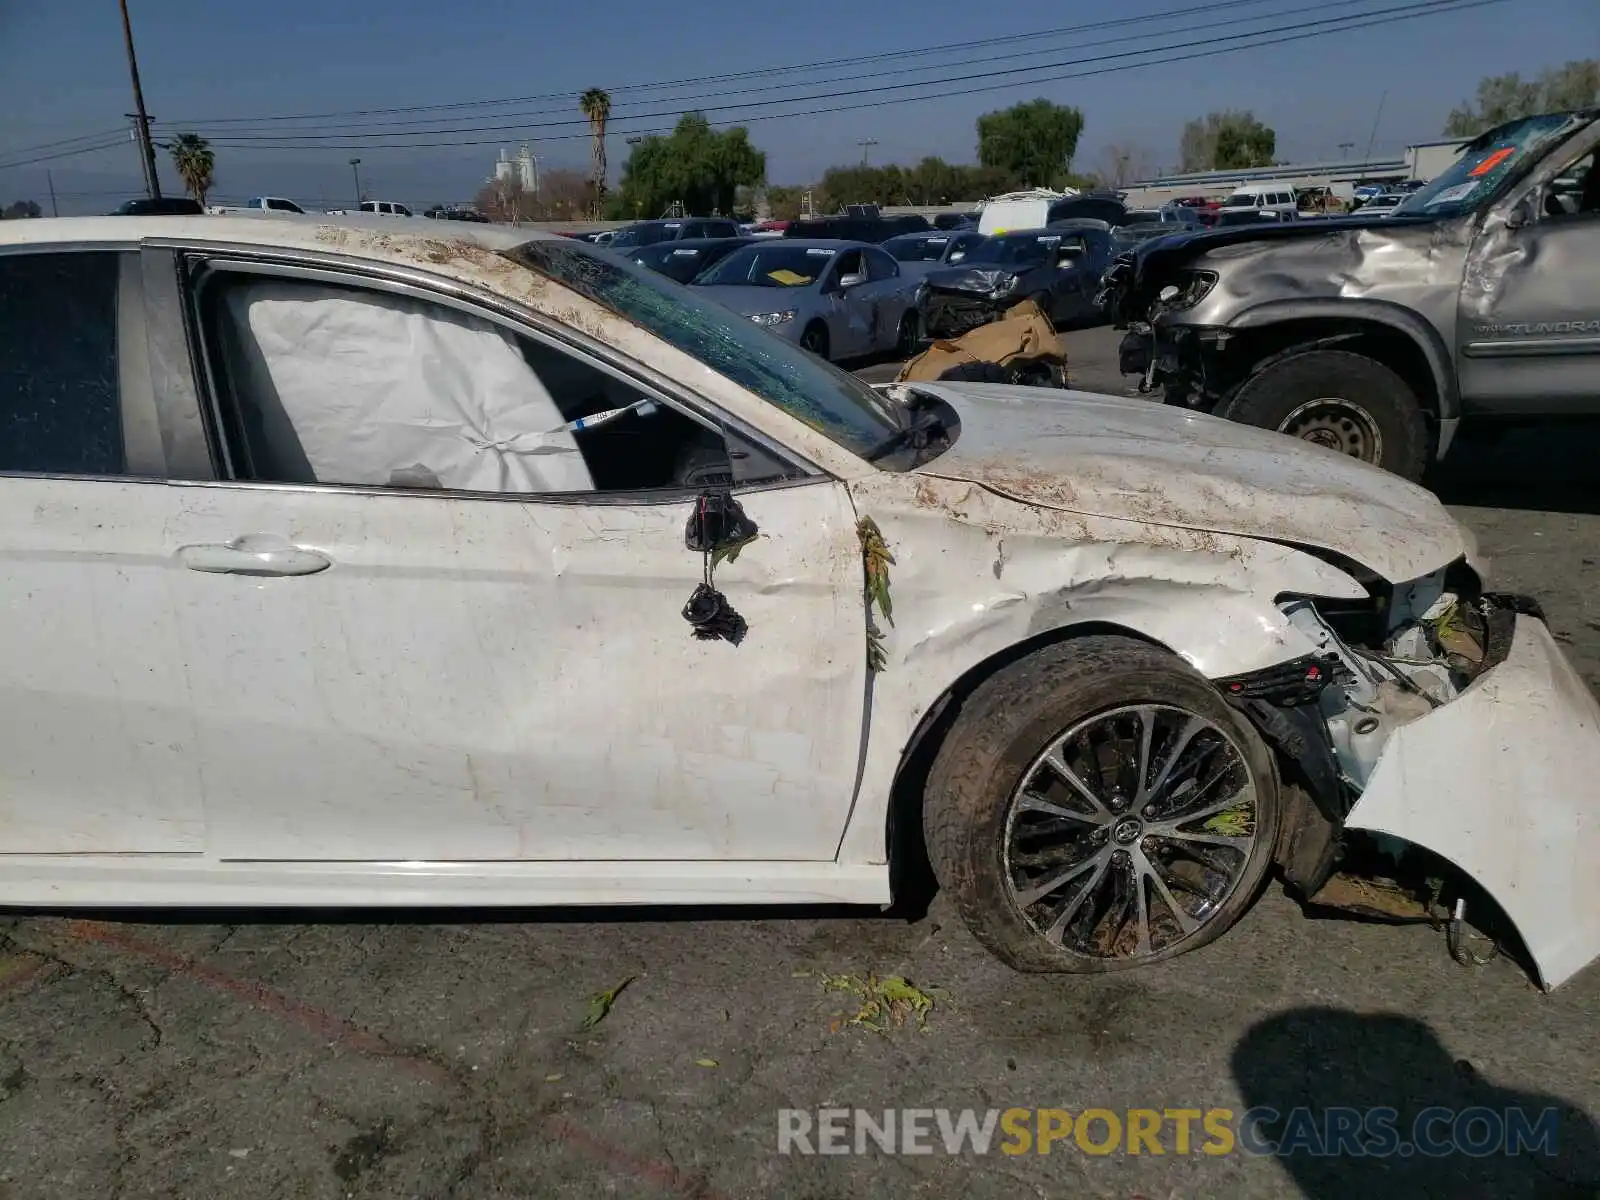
[799, 321, 830, 359]
[1218, 349, 1428, 481]
[923, 636, 1282, 973]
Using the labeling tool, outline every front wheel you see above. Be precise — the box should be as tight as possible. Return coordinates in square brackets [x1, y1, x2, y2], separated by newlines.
[799, 321, 830, 359]
[924, 637, 1281, 973]
[895, 310, 923, 358]
[1217, 349, 1428, 481]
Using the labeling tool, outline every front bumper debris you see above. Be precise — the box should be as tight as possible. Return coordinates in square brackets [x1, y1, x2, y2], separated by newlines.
[924, 291, 1008, 339]
[1342, 614, 1600, 991]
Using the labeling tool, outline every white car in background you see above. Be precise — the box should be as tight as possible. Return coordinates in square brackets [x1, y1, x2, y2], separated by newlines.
[0, 214, 1594, 991]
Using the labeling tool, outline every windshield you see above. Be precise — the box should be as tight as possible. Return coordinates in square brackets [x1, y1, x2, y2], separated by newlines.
[1397, 112, 1585, 216]
[963, 233, 1054, 266]
[692, 244, 836, 288]
[631, 243, 720, 284]
[886, 235, 952, 262]
[1112, 224, 1180, 249]
[608, 222, 682, 250]
[508, 240, 898, 459]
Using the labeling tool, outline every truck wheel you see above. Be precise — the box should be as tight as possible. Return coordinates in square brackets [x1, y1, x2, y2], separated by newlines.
[1218, 349, 1428, 481]
[923, 636, 1282, 974]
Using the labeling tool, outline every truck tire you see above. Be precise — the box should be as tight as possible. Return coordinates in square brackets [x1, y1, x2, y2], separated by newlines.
[923, 636, 1282, 974]
[1218, 349, 1428, 481]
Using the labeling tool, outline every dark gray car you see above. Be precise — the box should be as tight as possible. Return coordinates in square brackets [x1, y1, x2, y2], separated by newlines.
[922, 222, 1113, 338]
[1100, 107, 1600, 481]
[881, 230, 987, 277]
[607, 218, 744, 251]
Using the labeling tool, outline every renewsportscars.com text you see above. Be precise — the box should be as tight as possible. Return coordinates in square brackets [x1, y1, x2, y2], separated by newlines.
[777, 1106, 1562, 1158]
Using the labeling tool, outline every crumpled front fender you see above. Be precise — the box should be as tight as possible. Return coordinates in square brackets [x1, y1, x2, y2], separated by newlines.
[1343, 615, 1600, 991]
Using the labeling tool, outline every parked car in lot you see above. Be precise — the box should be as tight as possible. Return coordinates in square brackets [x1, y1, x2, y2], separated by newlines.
[783, 215, 931, 242]
[206, 196, 307, 215]
[1352, 192, 1406, 216]
[1101, 106, 1600, 482]
[624, 236, 752, 284]
[607, 218, 743, 251]
[932, 211, 979, 230]
[1, 212, 1594, 990]
[110, 197, 205, 216]
[424, 206, 491, 223]
[922, 222, 1113, 338]
[880, 230, 986, 276]
[688, 238, 924, 360]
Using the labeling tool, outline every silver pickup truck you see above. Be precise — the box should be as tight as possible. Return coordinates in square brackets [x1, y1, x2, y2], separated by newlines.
[1099, 108, 1599, 481]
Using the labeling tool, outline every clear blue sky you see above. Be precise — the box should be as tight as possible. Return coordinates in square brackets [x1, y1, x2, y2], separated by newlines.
[0, 0, 1590, 213]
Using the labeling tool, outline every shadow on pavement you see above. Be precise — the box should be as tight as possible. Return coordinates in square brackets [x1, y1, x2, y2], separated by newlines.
[1231, 1007, 1600, 1199]
[1429, 424, 1600, 515]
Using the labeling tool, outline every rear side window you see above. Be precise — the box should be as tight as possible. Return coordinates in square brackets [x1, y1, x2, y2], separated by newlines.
[0, 252, 123, 475]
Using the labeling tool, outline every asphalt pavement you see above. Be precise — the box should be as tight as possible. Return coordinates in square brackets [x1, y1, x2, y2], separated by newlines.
[1, 327, 1596, 1200]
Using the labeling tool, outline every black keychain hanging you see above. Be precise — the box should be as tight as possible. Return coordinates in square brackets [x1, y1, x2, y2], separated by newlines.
[682, 489, 756, 646]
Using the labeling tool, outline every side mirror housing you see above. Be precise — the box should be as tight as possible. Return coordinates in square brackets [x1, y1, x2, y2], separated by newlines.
[837, 272, 866, 289]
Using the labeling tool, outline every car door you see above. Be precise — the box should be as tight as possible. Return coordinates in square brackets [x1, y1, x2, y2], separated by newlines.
[1457, 137, 1600, 416]
[0, 246, 207, 853]
[827, 249, 873, 357]
[137, 248, 869, 863]
[861, 248, 908, 351]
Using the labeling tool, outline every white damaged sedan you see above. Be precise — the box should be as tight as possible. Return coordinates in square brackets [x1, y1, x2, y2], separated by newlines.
[1, 215, 1596, 990]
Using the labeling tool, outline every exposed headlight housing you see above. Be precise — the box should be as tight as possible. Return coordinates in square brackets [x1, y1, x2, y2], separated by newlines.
[993, 274, 1020, 296]
[1164, 270, 1218, 310]
[749, 310, 796, 327]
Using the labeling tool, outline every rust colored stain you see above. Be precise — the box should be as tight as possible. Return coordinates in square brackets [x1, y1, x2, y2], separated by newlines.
[56, 919, 726, 1198]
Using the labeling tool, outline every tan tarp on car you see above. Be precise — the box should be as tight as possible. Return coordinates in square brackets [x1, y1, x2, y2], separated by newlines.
[894, 299, 1069, 384]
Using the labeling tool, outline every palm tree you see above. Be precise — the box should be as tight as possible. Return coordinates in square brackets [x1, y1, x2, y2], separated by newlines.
[168, 133, 216, 208]
[578, 88, 611, 217]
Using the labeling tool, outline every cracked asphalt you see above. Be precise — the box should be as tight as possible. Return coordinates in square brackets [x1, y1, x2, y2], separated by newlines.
[2, 327, 1597, 1200]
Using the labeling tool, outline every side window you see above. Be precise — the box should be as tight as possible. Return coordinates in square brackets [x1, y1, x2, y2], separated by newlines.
[1544, 149, 1598, 218]
[396, 204, 412, 217]
[0, 252, 124, 476]
[865, 249, 898, 282]
[196, 274, 756, 495]
[833, 250, 864, 284]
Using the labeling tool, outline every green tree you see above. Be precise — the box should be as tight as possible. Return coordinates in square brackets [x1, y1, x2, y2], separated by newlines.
[579, 87, 611, 217]
[764, 185, 805, 220]
[618, 112, 766, 219]
[1443, 60, 1599, 136]
[1, 200, 42, 219]
[1180, 111, 1276, 171]
[167, 132, 215, 208]
[975, 99, 1085, 189]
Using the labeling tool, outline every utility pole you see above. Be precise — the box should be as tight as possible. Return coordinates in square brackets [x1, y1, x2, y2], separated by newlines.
[349, 158, 363, 205]
[117, 0, 161, 199]
[46, 170, 58, 217]
[857, 138, 878, 167]
[1362, 91, 1388, 165]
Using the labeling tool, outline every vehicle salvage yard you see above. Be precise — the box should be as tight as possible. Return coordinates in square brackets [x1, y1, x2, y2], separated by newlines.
[1, 325, 1596, 1200]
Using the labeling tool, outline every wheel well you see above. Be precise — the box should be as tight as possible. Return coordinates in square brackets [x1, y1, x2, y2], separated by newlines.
[883, 620, 1174, 915]
[1218, 319, 1441, 424]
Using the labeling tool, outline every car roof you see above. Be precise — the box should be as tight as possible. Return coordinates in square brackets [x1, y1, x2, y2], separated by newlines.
[0, 212, 546, 254]
[730, 238, 871, 251]
[630, 236, 752, 250]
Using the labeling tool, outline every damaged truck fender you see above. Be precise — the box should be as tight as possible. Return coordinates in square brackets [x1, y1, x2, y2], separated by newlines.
[834, 472, 1369, 869]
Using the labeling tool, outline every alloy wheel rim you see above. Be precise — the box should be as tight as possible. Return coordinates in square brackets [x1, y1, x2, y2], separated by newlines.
[1002, 703, 1259, 960]
[1277, 397, 1384, 461]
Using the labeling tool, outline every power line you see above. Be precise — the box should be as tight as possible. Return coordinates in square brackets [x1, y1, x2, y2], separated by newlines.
[191, 0, 1502, 151]
[0, 136, 131, 171]
[156, 0, 1299, 127]
[152, 0, 1381, 140]
[0, 127, 134, 159]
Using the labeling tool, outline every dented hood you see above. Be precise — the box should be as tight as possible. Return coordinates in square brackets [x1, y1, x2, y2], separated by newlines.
[904, 382, 1468, 583]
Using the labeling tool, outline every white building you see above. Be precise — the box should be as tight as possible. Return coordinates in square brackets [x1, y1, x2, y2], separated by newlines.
[492, 145, 539, 193]
[1405, 137, 1470, 183]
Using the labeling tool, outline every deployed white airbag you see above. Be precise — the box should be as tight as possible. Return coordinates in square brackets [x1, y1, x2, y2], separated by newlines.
[222, 280, 594, 493]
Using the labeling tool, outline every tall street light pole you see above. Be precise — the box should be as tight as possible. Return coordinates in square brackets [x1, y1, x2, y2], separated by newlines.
[117, 0, 162, 199]
[350, 158, 363, 205]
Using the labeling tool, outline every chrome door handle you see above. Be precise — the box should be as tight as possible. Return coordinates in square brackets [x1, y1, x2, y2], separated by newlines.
[177, 534, 332, 577]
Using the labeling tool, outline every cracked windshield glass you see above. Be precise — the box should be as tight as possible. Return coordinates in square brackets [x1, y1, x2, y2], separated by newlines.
[511, 240, 900, 458]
